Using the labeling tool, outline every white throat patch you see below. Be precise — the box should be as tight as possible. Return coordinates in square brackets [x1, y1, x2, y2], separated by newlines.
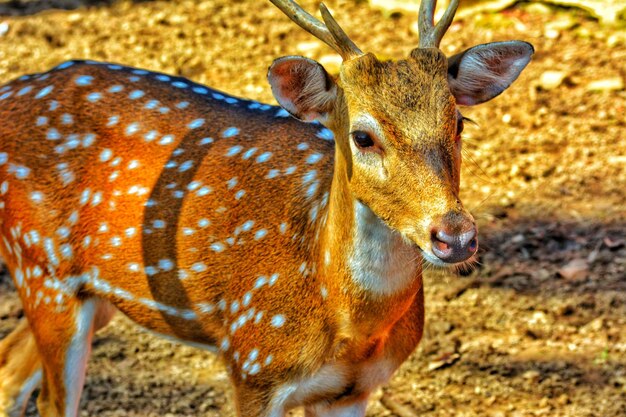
[348, 201, 419, 295]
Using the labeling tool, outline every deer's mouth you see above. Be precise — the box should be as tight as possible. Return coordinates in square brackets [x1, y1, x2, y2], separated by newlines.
[418, 244, 479, 270]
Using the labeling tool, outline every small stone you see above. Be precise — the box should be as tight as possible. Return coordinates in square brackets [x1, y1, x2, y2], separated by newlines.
[533, 268, 552, 280]
[557, 394, 570, 405]
[523, 3, 552, 14]
[603, 236, 625, 249]
[576, 27, 592, 39]
[544, 28, 560, 39]
[369, 0, 420, 15]
[581, 317, 605, 333]
[511, 233, 525, 243]
[586, 77, 624, 92]
[558, 258, 589, 281]
[607, 32, 626, 48]
[545, 15, 577, 32]
[539, 71, 568, 90]
[523, 370, 541, 382]
[427, 352, 460, 371]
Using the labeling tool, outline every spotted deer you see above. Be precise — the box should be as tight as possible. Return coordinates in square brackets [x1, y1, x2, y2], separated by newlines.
[0, 0, 533, 416]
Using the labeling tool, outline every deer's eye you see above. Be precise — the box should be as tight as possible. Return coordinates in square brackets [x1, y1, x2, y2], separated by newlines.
[352, 131, 375, 149]
[456, 117, 464, 136]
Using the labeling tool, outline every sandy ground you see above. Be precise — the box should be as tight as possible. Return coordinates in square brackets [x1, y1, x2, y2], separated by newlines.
[0, 0, 624, 416]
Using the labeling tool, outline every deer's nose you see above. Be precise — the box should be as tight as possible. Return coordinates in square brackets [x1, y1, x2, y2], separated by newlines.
[430, 223, 478, 264]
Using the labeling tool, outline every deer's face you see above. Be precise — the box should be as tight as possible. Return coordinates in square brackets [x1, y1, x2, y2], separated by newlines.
[268, 2, 533, 266]
[338, 51, 476, 266]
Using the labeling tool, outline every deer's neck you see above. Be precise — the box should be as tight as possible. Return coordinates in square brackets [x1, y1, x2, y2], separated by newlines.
[315, 144, 422, 338]
[347, 200, 421, 294]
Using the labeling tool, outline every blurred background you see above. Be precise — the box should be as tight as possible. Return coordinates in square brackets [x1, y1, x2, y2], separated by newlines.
[0, 0, 624, 416]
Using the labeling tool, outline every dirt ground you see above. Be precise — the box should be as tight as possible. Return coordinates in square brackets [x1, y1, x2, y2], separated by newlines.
[0, 0, 624, 416]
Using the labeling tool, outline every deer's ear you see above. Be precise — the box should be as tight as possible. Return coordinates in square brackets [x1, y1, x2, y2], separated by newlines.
[268, 56, 338, 123]
[447, 41, 534, 106]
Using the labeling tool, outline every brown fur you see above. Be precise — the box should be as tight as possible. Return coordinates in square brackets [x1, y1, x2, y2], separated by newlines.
[0, 11, 532, 413]
[0, 320, 41, 416]
[0, 57, 441, 416]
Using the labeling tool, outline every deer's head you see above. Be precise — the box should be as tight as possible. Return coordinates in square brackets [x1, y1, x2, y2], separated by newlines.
[268, 0, 533, 266]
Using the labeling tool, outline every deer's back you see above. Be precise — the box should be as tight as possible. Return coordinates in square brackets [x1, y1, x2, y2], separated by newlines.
[0, 60, 335, 347]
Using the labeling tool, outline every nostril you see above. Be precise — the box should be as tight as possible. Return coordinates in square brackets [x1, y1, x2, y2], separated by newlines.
[433, 229, 454, 245]
[468, 237, 478, 252]
[431, 228, 454, 259]
[433, 238, 450, 252]
[462, 226, 478, 254]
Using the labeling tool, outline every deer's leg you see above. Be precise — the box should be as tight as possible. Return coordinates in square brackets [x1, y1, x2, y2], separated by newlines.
[23, 297, 113, 417]
[0, 300, 115, 417]
[0, 319, 43, 417]
[304, 396, 369, 417]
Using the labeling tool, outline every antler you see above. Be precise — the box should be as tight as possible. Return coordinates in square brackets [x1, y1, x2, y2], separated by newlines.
[269, 0, 362, 60]
[418, 0, 459, 48]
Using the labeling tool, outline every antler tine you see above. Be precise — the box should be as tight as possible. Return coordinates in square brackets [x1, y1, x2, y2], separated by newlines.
[319, 3, 363, 59]
[433, 0, 459, 47]
[418, 0, 436, 48]
[418, 0, 459, 48]
[269, 0, 362, 60]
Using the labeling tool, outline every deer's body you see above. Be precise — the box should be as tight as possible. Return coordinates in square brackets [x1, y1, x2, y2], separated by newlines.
[0, 1, 533, 416]
[0, 60, 423, 416]
[0, 60, 342, 341]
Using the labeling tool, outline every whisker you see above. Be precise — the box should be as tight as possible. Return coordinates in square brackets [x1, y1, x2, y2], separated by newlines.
[461, 148, 494, 186]
[467, 187, 499, 213]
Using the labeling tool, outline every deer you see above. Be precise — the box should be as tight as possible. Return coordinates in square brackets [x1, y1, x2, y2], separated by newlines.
[0, 0, 533, 416]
